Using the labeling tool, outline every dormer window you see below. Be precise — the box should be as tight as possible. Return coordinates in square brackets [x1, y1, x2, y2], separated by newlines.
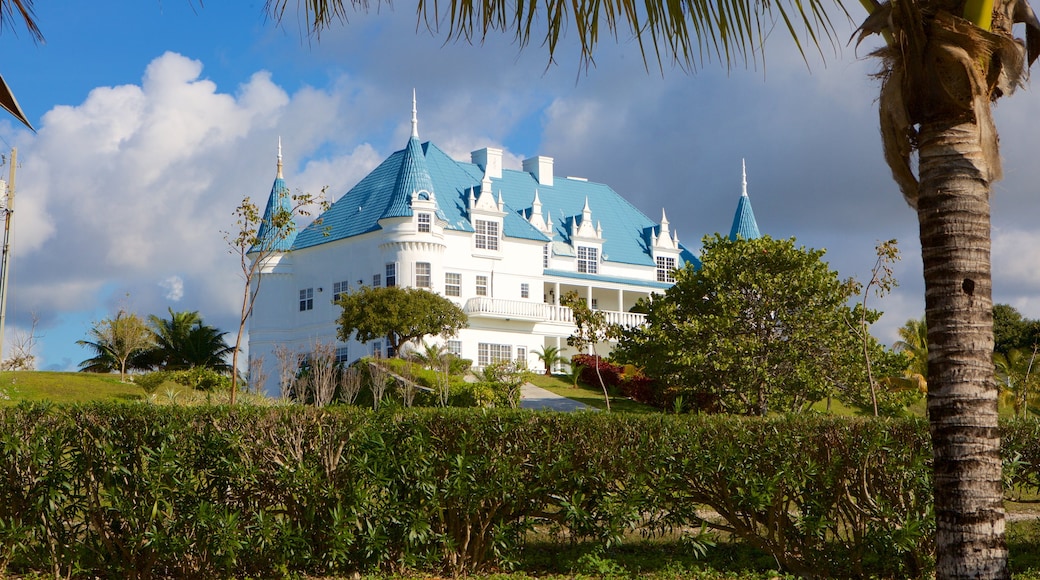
[417, 212, 431, 233]
[656, 256, 677, 283]
[475, 219, 500, 251]
[577, 246, 599, 274]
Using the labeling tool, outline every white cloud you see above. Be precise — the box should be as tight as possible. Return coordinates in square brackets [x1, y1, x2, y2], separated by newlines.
[159, 276, 184, 302]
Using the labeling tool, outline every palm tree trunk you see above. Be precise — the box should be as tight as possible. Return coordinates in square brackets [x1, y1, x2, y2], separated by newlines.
[918, 119, 1008, 579]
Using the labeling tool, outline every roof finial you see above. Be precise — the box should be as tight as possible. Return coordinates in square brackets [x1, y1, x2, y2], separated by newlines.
[741, 158, 748, 197]
[277, 136, 283, 179]
[411, 89, 419, 139]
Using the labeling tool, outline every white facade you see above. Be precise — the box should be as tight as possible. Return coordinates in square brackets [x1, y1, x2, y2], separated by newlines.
[247, 109, 757, 395]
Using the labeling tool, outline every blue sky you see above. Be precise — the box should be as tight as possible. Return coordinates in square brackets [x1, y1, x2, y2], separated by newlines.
[0, 1, 1037, 371]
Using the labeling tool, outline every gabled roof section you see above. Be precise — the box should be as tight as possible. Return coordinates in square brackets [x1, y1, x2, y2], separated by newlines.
[729, 160, 761, 241]
[253, 141, 296, 253]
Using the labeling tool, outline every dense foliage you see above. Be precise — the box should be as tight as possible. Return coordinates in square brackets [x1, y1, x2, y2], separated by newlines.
[0, 403, 979, 578]
[613, 236, 909, 415]
[337, 286, 468, 354]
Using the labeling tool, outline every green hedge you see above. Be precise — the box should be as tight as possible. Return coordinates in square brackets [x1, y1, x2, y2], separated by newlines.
[0, 404, 1033, 578]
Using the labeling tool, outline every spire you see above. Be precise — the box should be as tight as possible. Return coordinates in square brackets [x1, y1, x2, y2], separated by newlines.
[729, 160, 761, 241]
[411, 89, 419, 139]
[277, 136, 283, 179]
[383, 96, 439, 219]
[741, 158, 748, 197]
[253, 140, 296, 253]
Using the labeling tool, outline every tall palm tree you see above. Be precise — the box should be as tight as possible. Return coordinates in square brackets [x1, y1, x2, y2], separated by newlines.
[78, 311, 153, 382]
[895, 316, 929, 391]
[266, 0, 1038, 574]
[146, 309, 232, 372]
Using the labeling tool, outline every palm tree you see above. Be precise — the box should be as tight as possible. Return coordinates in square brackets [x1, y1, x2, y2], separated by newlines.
[994, 346, 1040, 417]
[534, 345, 565, 376]
[179, 323, 234, 373]
[267, 0, 1038, 574]
[78, 310, 154, 382]
[409, 340, 448, 370]
[76, 338, 117, 374]
[146, 309, 232, 372]
[895, 316, 929, 392]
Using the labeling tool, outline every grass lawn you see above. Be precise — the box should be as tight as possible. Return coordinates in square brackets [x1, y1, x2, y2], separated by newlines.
[527, 373, 658, 414]
[0, 370, 215, 406]
[0, 370, 148, 404]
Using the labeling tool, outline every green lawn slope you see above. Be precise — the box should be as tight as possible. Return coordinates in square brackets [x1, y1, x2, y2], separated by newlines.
[0, 371, 146, 405]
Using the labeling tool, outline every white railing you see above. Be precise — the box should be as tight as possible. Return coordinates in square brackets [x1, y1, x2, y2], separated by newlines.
[463, 297, 646, 328]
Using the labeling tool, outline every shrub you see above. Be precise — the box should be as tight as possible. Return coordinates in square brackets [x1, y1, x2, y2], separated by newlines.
[169, 367, 230, 392]
[134, 371, 170, 395]
[28, 406, 1040, 578]
[571, 355, 662, 406]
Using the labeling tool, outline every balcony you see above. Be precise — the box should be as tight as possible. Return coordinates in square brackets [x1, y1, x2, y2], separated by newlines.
[462, 297, 647, 328]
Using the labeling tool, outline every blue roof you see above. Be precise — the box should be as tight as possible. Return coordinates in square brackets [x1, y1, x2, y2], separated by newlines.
[729, 193, 761, 241]
[293, 137, 698, 270]
[253, 175, 296, 252]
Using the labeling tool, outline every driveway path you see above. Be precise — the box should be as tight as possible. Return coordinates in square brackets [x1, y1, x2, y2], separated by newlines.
[520, 382, 594, 412]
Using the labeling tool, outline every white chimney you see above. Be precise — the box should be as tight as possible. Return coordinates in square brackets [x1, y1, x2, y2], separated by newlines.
[523, 155, 554, 187]
[471, 148, 503, 179]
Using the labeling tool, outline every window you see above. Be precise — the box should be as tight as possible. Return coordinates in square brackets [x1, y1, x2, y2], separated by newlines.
[476, 275, 488, 296]
[372, 274, 381, 287]
[478, 343, 512, 366]
[656, 256, 677, 283]
[591, 298, 599, 310]
[516, 346, 527, 367]
[299, 288, 314, 311]
[475, 219, 499, 251]
[543, 244, 550, 268]
[447, 340, 462, 356]
[445, 272, 461, 296]
[332, 280, 349, 303]
[521, 283, 529, 299]
[335, 346, 350, 364]
[385, 263, 397, 287]
[417, 212, 431, 233]
[577, 246, 599, 274]
[415, 262, 431, 288]
[372, 341, 383, 359]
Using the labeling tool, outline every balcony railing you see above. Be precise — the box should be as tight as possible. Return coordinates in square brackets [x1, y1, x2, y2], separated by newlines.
[462, 297, 646, 328]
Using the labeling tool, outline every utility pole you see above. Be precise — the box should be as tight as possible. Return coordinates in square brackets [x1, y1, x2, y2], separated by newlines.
[0, 148, 17, 366]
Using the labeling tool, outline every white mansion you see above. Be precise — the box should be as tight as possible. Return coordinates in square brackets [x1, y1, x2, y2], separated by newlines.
[247, 101, 761, 394]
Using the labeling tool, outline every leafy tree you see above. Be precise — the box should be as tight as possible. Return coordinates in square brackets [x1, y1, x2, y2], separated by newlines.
[561, 291, 615, 411]
[534, 344, 566, 376]
[337, 286, 468, 355]
[614, 236, 885, 415]
[79, 310, 154, 382]
[278, 0, 1040, 573]
[225, 188, 326, 404]
[994, 304, 1040, 355]
[853, 239, 900, 416]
